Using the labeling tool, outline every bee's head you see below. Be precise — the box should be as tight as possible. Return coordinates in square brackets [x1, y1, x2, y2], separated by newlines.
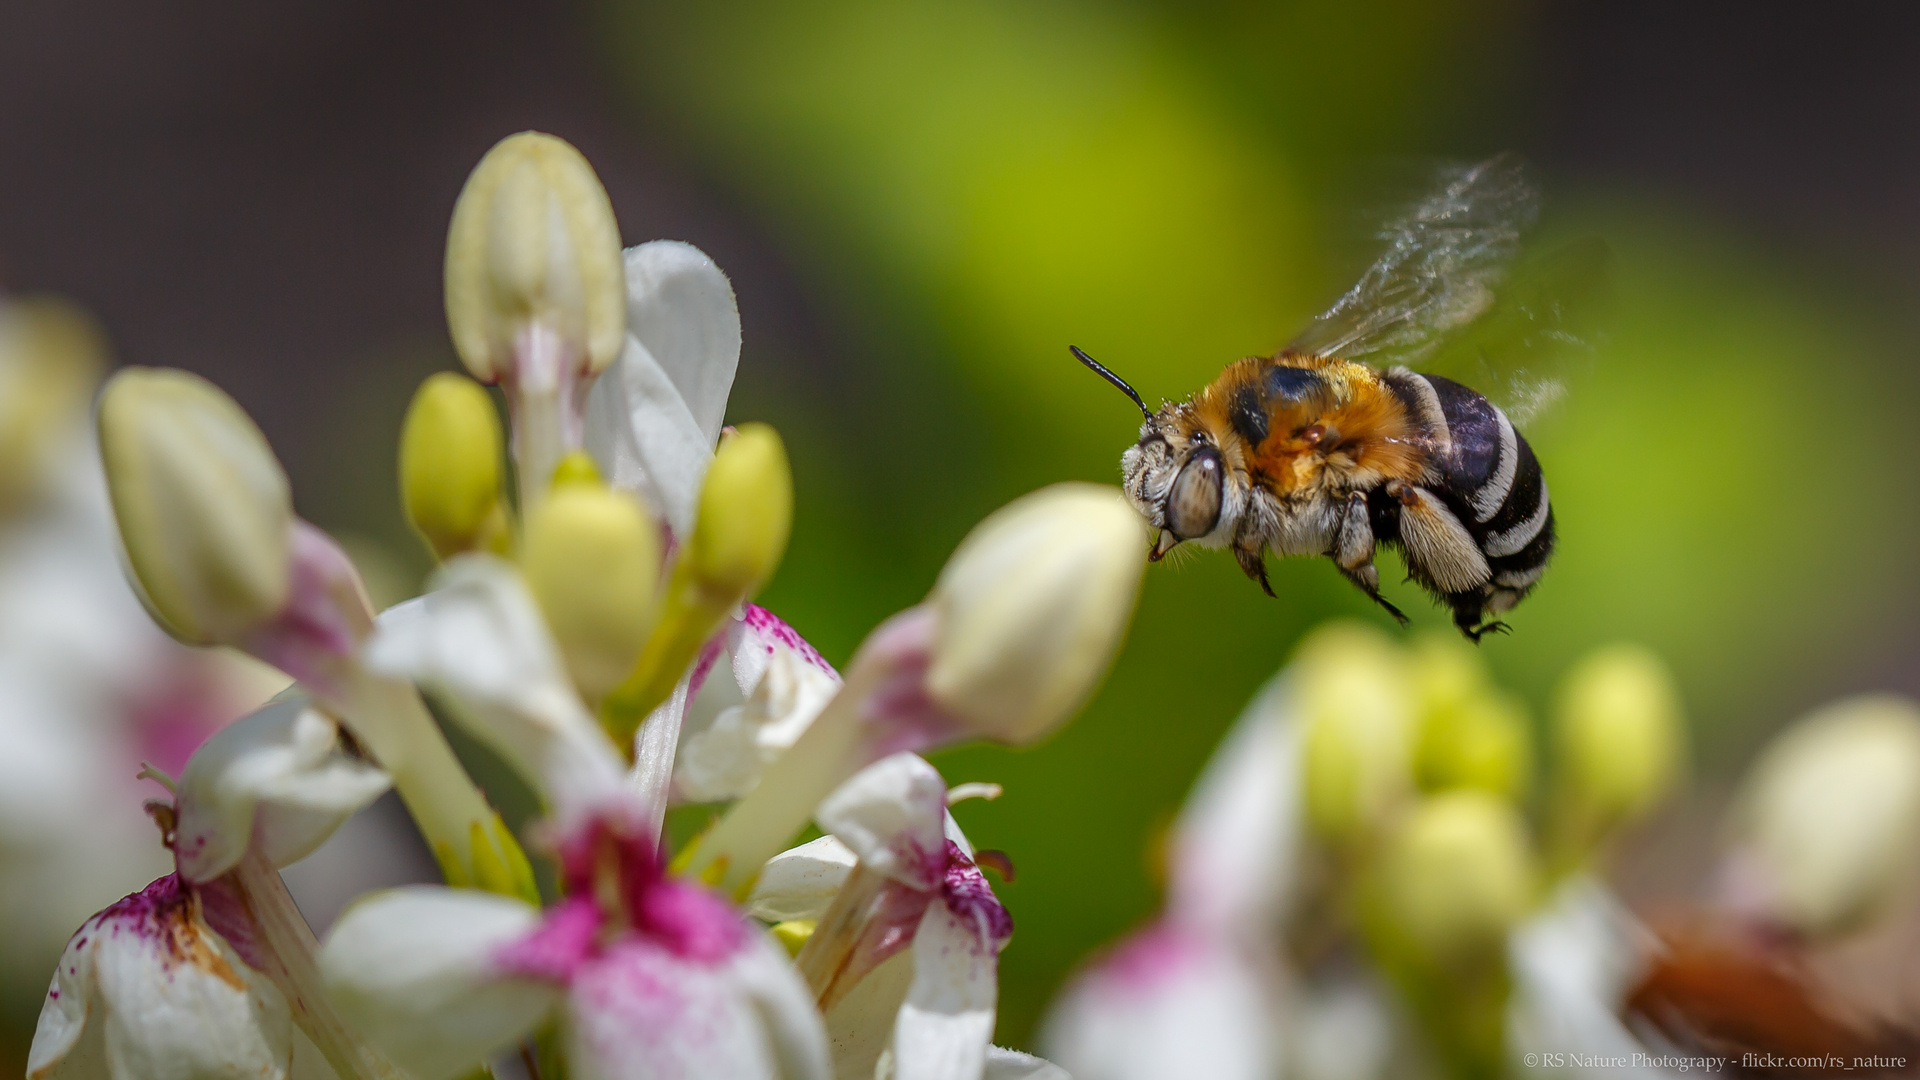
[1121, 405, 1235, 558]
[1072, 347, 1240, 558]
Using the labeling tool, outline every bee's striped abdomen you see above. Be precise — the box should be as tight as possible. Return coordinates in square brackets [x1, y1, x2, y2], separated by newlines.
[1385, 371, 1555, 629]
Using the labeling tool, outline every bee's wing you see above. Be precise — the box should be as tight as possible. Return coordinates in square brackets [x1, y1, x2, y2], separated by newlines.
[1288, 154, 1606, 425]
[1416, 234, 1613, 425]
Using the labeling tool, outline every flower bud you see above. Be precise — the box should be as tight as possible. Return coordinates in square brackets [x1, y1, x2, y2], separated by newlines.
[1554, 643, 1684, 828]
[0, 296, 106, 512]
[399, 372, 507, 558]
[687, 423, 793, 596]
[1415, 686, 1532, 802]
[1378, 791, 1534, 967]
[444, 132, 625, 382]
[1736, 695, 1920, 937]
[599, 426, 793, 735]
[98, 368, 293, 645]
[924, 482, 1147, 745]
[1298, 623, 1415, 843]
[521, 471, 662, 703]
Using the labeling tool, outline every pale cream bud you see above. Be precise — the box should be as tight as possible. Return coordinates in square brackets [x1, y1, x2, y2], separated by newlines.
[521, 463, 662, 703]
[1554, 643, 1685, 827]
[1379, 791, 1534, 967]
[98, 368, 293, 645]
[444, 132, 625, 382]
[924, 482, 1147, 745]
[1737, 695, 1920, 937]
[1298, 622, 1415, 843]
[399, 372, 506, 559]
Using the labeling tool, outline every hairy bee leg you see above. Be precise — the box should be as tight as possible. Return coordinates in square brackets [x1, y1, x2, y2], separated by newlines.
[1343, 566, 1411, 626]
[1234, 545, 1277, 598]
[1331, 491, 1408, 625]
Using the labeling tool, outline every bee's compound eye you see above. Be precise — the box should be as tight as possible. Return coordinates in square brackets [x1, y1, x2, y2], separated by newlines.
[1165, 449, 1223, 539]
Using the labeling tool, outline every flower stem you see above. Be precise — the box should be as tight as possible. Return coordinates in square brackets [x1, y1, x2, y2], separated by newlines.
[229, 849, 400, 1080]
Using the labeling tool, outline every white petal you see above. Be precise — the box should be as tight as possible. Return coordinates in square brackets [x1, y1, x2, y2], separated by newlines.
[1166, 673, 1301, 936]
[366, 556, 627, 813]
[583, 241, 741, 538]
[1507, 877, 1661, 1068]
[567, 931, 827, 1080]
[982, 1048, 1071, 1080]
[817, 754, 949, 891]
[318, 886, 560, 1080]
[173, 696, 391, 882]
[889, 900, 999, 1080]
[679, 644, 841, 803]
[1289, 971, 1396, 1080]
[1039, 924, 1275, 1080]
[30, 875, 293, 1080]
[731, 931, 835, 1080]
[747, 836, 859, 923]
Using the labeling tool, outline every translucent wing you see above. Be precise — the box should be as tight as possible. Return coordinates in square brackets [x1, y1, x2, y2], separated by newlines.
[1417, 235, 1612, 425]
[1288, 153, 1540, 367]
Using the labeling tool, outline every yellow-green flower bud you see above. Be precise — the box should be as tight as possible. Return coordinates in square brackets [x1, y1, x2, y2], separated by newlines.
[600, 426, 794, 740]
[1554, 643, 1685, 829]
[444, 132, 625, 382]
[1298, 622, 1415, 844]
[0, 297, 106, 513]
[1736, 695, 1920, 937]
[98, 368, 293, 645]
[1416, 689, 1533, 802]
[687, 424, 793, 596]
[1379, 791, 1534, 968]
[522, 478, 662, 703]
[924, 483, 1147, 745]
[398, 372, 507, 559]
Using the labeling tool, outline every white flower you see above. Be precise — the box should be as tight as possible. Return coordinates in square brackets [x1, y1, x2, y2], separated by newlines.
[29, 696, 394, 1080]
[678, 639, 842, 803]
[29, 874, 295, 1080]
[752, 753, 1030, 1080]
[1505, 877, 1666, 1076]
[1040, 674, 1305, 1080]
[320, 813, 831, 1080]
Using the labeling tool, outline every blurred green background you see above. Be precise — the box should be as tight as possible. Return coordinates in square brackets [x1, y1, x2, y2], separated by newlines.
[8, 0, 1920, 1052]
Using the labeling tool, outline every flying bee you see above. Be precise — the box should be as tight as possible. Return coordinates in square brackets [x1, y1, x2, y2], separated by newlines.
[1081, 154, 1605, 640]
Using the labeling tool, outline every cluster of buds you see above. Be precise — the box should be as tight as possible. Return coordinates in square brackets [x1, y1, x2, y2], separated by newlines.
[1040, 623, 1692, 1080]
[27, 132, 1148, 1080]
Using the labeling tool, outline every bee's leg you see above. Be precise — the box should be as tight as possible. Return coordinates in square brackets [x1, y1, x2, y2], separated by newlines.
[1452, 597, 1510, 642]
[1234, 544, 1277, 598]
[1334, 491, 1409, 627]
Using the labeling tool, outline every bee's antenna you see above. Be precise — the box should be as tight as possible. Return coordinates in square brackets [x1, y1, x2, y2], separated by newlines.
[1070, 346, 1153, 420]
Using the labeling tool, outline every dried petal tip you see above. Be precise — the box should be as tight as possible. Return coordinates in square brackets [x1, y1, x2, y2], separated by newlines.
[400, 372, 507, 559]
[925, 482, 1146, 745]
[522, 477, 662, 702]
[444, 132, 625, 383]
[98, 367, 293, 645]
[688, 422, 793, 596]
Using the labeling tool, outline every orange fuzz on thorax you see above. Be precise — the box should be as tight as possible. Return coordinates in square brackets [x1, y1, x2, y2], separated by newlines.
[1187, 355, 1427, 499]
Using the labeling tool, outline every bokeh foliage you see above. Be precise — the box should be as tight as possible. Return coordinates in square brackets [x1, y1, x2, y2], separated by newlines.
[591, 0, 1920, 1046]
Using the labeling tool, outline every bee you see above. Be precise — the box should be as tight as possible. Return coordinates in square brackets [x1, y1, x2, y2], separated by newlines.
[1081, 154, 1603, 640]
